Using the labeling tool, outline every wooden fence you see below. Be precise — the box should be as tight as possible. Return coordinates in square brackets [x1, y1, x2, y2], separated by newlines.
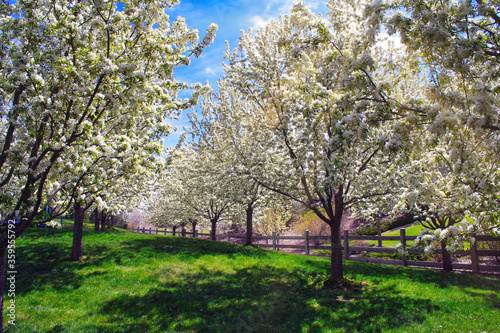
[128, 226, 500, 274]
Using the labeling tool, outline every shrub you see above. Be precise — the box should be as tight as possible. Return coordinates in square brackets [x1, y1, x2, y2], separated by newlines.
[295, 210, 330, 245]
[255, 207, 289, 236]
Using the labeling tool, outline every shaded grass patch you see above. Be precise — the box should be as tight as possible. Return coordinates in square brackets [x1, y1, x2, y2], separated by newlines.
[5, 223, 500, 332]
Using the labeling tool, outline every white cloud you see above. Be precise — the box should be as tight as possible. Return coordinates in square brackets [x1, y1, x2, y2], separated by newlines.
[249, 15, 273, 31]
[305, 0, 322, 11]
[204, 67, 216, 75]
[247, 0, 327, 31]
[270, 0, 295, 13]
[266, 0, 321, 15]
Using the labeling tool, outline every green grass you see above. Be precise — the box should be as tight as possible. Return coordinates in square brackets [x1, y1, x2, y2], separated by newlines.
[313, 223, 426, 257]
[363, 223, 426, 247]
[5, 222, 500, 332]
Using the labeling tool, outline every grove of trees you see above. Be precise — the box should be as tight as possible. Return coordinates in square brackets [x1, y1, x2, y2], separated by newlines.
[0, 0, 216, 330]
[156, 0, 500, 280]
[1, 0, 500, 329]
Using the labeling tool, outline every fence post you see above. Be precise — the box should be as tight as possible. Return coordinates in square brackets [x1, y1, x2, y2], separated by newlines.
[227, 232, 231, 243]
[149, 227, 152, 234]
[156, 228, 158, 235]
[272, 232, 277, 251]
[377, 220, 382, 247]
[142, 226, 145, 234]
[163, 228, 167, 236]
[470, 233, 479, 273]
[305, 230, 310, 256]
[344, 230, 350, 260]
[400, 228, 407, 266]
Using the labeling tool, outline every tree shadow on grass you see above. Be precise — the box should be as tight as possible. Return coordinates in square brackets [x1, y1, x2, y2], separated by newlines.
[14, 228, 130, 296]
[14, 229, 497, 333]
[94, 265, 438, 333]
[13, 230, 271, 297]
[117, 236, 270, 260]
[15, 236, 86, 295]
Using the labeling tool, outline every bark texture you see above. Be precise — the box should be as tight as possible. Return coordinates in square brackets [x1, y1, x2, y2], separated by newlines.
[71, 203, 85, 261]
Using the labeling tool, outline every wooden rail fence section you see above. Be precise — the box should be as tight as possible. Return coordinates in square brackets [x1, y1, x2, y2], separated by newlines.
[128, 226, 500, 274]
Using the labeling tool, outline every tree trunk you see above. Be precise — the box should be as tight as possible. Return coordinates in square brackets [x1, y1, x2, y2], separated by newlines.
[328, 188, 345, 281]
[210, 219, 217, 241]
[100, 211, 107, 232]
[93, 208, 100, 232]
[441, 240, 453, 272]
[192, 222, 197, 238]
[245, 204, 254, 246]
[330, 222, 344, 280]
[71, 203, 85, 261]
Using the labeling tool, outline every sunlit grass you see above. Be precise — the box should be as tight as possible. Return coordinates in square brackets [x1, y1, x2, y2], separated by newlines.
[5, 221, 500, 332]
[361, 223, 425, 247]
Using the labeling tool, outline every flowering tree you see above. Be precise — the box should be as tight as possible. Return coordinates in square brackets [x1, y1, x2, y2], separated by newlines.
[387, 0, 500, 132]
[0, 0, 216, 329]
[393, 126, 499, 270]
[222, 1, 415, 281]
[45, 129, 165, 260]
[147, 180, 203, 236]
[191, 87, 285, 245]
[385, 0, 500, 257]
[162, 147, 236, 240]
[123, 209, 150, 228]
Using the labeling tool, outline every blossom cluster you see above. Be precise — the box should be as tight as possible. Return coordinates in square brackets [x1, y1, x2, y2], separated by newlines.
[0, 0, 216, 222]
[414, 220, 473, 253]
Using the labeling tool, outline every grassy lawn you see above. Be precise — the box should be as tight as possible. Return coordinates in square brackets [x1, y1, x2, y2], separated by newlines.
[5, 222, 500, 332]
[362, 223, 426, 248]
[152, 227, 209, 235]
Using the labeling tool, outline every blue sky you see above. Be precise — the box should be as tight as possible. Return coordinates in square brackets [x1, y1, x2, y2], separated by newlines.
[163, 0, 329, 147]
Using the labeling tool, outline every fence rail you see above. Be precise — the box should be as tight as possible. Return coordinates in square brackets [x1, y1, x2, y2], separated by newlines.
[128, 226, 500, 274]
